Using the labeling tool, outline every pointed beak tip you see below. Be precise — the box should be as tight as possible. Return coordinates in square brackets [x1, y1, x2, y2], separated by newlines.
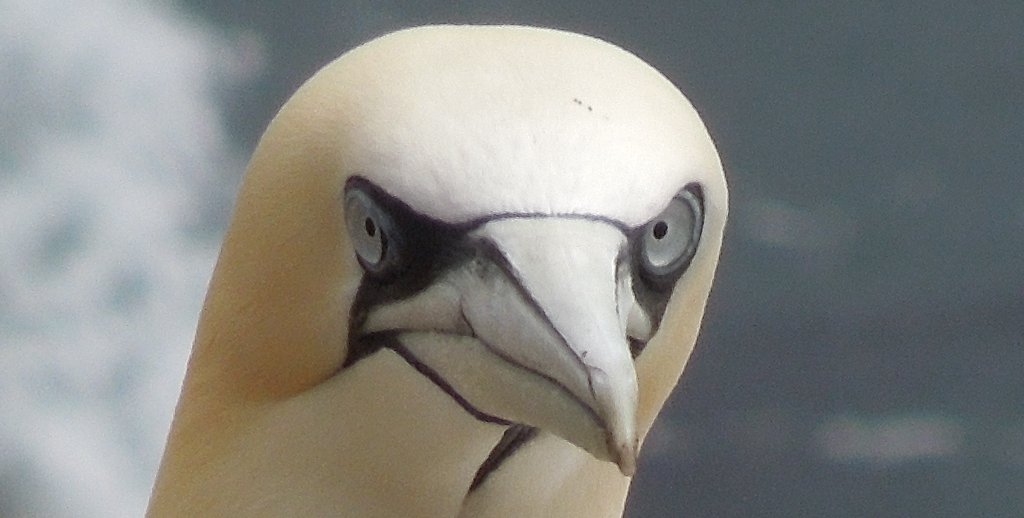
[613, 438, 638, 477]
[588, 364, 640, 476]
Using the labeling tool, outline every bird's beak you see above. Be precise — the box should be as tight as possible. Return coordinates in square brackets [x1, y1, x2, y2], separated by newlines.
[359, 218, 649, 476]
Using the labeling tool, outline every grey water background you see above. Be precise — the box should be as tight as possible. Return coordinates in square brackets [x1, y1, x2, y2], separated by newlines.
[2, 1, 1022, 516]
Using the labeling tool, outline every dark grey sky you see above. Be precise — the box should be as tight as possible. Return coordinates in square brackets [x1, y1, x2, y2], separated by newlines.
[180, 2, 1024, 516]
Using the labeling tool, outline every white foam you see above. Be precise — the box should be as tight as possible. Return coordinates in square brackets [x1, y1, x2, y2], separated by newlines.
[0, 0, 257, 515]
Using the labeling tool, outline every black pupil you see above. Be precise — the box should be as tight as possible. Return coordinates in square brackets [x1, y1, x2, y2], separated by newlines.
[364, 217, 376, 237]
[652, 221, 668, 240]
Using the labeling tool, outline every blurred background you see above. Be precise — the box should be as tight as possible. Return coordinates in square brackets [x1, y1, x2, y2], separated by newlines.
[1, 1, 1022, 516]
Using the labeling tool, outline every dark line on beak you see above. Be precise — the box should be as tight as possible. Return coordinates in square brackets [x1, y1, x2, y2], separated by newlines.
[474, 238, 591, 377]
[361, 329, 605, 436]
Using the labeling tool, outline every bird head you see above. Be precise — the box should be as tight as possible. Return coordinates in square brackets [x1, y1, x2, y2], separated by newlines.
[192, 25, 726, 479]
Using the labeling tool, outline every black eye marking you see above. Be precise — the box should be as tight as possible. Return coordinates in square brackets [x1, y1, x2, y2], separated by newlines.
[343, 177, 474, 284]
[342, 177, 476, 367]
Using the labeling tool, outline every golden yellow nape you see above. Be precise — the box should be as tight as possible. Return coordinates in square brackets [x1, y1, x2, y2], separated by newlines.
[148, 24, 727, 517]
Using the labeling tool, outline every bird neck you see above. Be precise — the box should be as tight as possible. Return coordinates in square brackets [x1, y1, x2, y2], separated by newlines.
[150, 350, 506, 516]
[458, 432, 632, 518]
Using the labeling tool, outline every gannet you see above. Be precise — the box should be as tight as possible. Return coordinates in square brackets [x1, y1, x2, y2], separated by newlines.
[148, 25, 727, 517]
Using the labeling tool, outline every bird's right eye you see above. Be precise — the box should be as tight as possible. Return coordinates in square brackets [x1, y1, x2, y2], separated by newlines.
[344, 188, 403, 277]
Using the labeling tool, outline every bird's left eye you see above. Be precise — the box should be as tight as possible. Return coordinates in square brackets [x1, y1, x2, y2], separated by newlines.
[344, 188, 402, 277]
[636, 184, 704, 283]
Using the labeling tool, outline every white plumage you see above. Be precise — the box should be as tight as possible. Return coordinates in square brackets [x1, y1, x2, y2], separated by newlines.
[149, 25, 727, 517]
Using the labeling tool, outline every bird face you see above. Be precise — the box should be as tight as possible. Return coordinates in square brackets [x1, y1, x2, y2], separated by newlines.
[209, 25, 727, 482]
[280, 26, 733, 477]
[342, 175, 708, 474]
